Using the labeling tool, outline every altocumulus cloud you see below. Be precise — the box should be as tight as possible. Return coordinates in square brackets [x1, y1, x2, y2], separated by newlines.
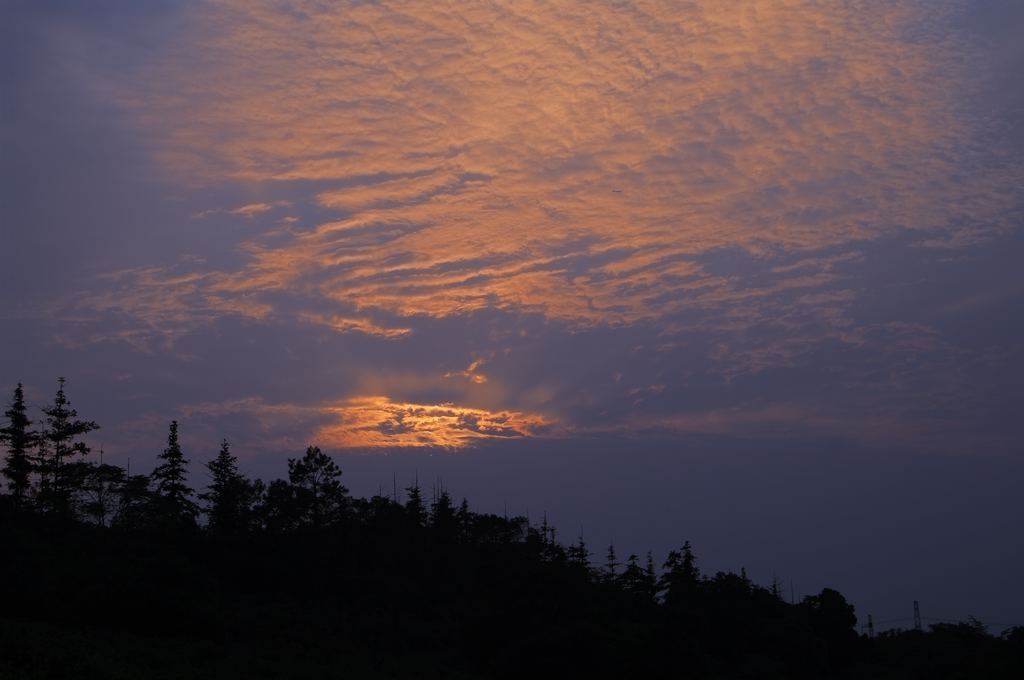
[11, 0, 1023, 452]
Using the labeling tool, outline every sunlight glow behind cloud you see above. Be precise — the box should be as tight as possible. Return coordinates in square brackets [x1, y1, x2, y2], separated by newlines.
[318, 396, 554, 449]
[17, 0, 1022, 450]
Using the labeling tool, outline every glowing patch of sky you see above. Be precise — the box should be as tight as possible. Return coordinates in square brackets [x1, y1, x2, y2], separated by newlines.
[5, 0, 1023, 450]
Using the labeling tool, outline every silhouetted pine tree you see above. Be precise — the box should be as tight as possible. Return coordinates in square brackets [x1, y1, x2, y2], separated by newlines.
[536, 514, 564, 562]
[38, 377, 99, 516]
[566, 532, 590, 571]
[603, 543, 619, 583]
[430, 487, 456, 539]
[645, 551, 658, 600]
[0, 384, 34, 511]
[150, 420, 198, 526]
[621, 553, 649, 596]
[201, 439, 254, 535]
[659, 540, 700, 607]
[770, 573, 783, 601]
[405, 477, 427, 527]
[287, 445, 349, 528]
[455, 497, 472, 539]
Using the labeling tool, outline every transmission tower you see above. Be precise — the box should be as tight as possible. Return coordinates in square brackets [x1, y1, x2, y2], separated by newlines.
[913, 601, 922, 631]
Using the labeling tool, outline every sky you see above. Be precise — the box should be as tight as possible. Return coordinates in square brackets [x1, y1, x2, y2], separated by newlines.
[2, 0, 1023, 628]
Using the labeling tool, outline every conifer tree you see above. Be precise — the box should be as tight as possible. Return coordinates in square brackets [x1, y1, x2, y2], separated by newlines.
[201, 439, 252, 534]
[150, 420, 198, 526]
[38, 377, 99, 516]
[430, 487, 456, 538]
[536, 513, 564, 562]
[566, 532, 590, 570]
[287, 445, 349, 528]
[680, 541, 698, 580]
[645, 551, 658, 600]
[659, 540, 701, 607]
[0, 383, 34, 510]
[538, 513, 551, 546]
[603, 543, 619, 582]
[404, 476, 427, 526]
[621, 553, 648, 595]
[770, 573, 784, 601]
[455, 497, 472, 538]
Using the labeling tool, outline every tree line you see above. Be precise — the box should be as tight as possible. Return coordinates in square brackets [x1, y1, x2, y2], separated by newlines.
[0, 379, 718, 594]
[0, 379, 354, 534]
[1, 378, 1022, 679]
[0, 379, 717, 591]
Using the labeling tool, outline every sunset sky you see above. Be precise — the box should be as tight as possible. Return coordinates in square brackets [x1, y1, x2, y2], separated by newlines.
[3, 0, 1023, 626]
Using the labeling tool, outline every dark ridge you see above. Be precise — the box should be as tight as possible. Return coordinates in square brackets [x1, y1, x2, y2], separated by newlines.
[1, 380, 1022, 678]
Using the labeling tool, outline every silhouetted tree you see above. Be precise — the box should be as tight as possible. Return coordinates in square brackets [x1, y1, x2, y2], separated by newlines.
[533, 513, 564, 561]
[1003, 626, 1024, 645]
[566, 533, 590, 571]
[261, 478, 300, 533]
[2, 393, 1022, 680]
[38, 377, 99, 516]
[150, 421, 198, 527]
[456, 497, 472, 539]
[603, 543, 619, 583]
[621, 553, 649, 596]
[660, 541, 700, 607]
[74, 458, 125, 527]
[287, 445, 349, 528]
[430, 487, 456, 539]
[800, 587, 858, 663]
[201, 439, 258, 535]
[0, 384, 34, 510]
[112, 473, 153, 529]
[538, 513, 551, 546]
[800, 587, 856, 633]
[645, 551, 658, 600]
[770, 573, 784, 601]
[405, 476, 427, 527]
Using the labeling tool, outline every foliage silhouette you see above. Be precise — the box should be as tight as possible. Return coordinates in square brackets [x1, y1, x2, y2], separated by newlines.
[286, 445, 350, 528]
[150, 420, 199, 527]
[0, 379, 1021, 679]
[37, 377, 98, 516]
[0, 384, 33, 510]
[201, 439, 261, 535]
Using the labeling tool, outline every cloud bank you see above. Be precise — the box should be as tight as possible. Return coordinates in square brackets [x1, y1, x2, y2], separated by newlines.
[5, 0, 1023, 451]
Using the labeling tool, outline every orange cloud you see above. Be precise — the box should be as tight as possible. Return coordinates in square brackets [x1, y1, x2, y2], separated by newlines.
[49, 1, 1021, 454]
[91, 0, 1019, 338]
[176, 395, 555, 450]
[317, 397, 554, 449]
[296, 312, 411, 338]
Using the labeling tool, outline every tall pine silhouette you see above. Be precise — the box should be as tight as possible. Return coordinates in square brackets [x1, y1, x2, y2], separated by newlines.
[201, 439, 255, 534]
[150, 420, 197, 526]
[405, 476, 427, 527]
[0, 384, 34, 511]
[38, 377, 98, 516]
